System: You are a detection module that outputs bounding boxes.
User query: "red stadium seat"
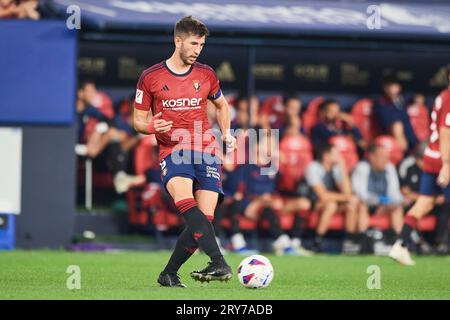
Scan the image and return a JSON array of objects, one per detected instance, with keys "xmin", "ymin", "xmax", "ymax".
[
  {"xmin": 280, "ymin": 215, "xmax": 295, "ymax": 231},
  {"xmin": 367, "ymin": 214, "xmax": 439, "ymax": 232},
  {"xmin": 220, "ymin": 217, "xmax": 257, "ymax": 231},
  {"xmin": 259, "ymin": 214, "xmax": 295, "ymax": 231},
  {"xmin": 374, "ymin": 135, "xmax": 404, "ymax": 166},
  {"xmin": 417, "ymin": 215, "xmax": 437, "ymax": 232},
  {"xmin": 302, "ymin": 96, "xmax": 324, "ymax": 136},
  {"xmin": 369, "ymin": 214, "xmax": 391, "ymax": 230},
  {"xmin": 260, "ymin": 95, "xmax": 285, "ymax": 128},
  {"xmin": 329, "ymin": 135, "xmax": 359, "ymax": 171},
  {"xmin": 92, "ymin": 172, "xmax": 114, "ymax": 188},
  {"xmin": 407, "ymin": 104, "xmax": 431, "ymax": 142},
  {"xmin": 153, "ymin": 209, "xmax": 182, "ymax": 231},
  {"xmin": 239, "ymin": 217, "xmax": 257, "ymax": 231},
  {"xmin": 134, "ymin": 135, "xmax": 159, "ymax": 176},
  {"xmin": 278, "ymin": 135, "xmax": 313, "ymax": 190},
  {"xmin": 350, "ymin": 98, "xmax": 381, "ymax": 141},
  {"xmin": 126, "ymin": 187, "xmax": 150, "ymax": 226}
]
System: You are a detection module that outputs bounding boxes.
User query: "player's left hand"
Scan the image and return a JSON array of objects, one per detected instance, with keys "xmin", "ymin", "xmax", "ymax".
[
  {"xmin": 222, "ymin": 133, "xmax": 236, "ymax": 152},
  {"xmin": 437, "ymin": 164, "xmax": 450, "ymax": 188}
]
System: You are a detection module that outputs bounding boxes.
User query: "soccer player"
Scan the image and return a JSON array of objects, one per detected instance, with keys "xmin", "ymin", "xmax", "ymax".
[
  {"xmin": 133, "ymin": 16, "xmax": 236, "ymax": 287},
  {"xmin": 389, "ymin": 66, "xmax": 450, "ymax": 265}
]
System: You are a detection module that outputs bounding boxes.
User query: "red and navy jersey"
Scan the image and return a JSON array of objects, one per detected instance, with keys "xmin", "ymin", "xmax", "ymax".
[
  {"xmin": 423, "ymin": 89, "xmax": 450, "ymax": 174},
  {"xmin": 134, "ymin": 61, "xmax": 222, "ymax": 162}
]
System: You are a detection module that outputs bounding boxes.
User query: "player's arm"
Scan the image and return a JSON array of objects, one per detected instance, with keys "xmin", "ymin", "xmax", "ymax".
[
  {"xmin": 133, "ymin": 73, "xmax": 172, "ymax": 135},
  {"xmin": 210, "ymin": 94, "xmax": 236, "ymax": 150},
  {"xmin": 334, "ymin": 150, "xmax": 352, "ymax": 196},
  {"xmin": 133, "ymin": 109, "xmax": 172, "ymax": 135},
  {"xmin": 391, "ymin": 122, "xmax": 408, "ymax": 152},
  {"xmin": 438, "ymin": 126, "xmax": 450, "ymax": 187},
  {"xmin": 312, "ymin": 184, "xmax": 350, "ymax": 203}
]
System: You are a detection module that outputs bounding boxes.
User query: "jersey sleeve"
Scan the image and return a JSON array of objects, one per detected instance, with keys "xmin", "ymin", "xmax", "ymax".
[
  {"xmin": 134, "ymin": 71, "xmax": 153, "ymax": 111},
  {"xmin": 305, "ymin": 162, "xmax": 323, "ymax": 187},
  {"xmin": 207, "ymin": 69, "xmax": 222, "ymax": 100},
  {"xmin": 438, "ymin": 93, "xmax": 450, "ymax": 128}
]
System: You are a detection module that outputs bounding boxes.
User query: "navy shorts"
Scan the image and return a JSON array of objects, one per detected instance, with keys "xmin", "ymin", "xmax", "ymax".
[
  {"xmin": 160, "ymin": 150, "xmax": 224, "ymax": 202},
  {"xmin": 419, "ymin": 171, "xmax": 450, "ymax": 201}
]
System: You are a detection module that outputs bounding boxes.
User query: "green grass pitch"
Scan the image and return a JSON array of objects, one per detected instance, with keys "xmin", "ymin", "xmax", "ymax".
[{"xmin": 0, "ymin": 250, "xmax": 449, "ymax": 299}]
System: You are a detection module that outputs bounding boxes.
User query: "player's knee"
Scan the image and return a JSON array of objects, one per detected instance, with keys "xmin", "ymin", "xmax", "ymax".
[
  {"xmin": 323, "ymin": 201, "xmax": 338, "ymax": 213},
  {"xmin": 297, "ymin": 198, "xmax": 311, "ymax": 211},
  {"xmin": 348, "ymin": 195, "xmax": 359, "ymax": 207}
]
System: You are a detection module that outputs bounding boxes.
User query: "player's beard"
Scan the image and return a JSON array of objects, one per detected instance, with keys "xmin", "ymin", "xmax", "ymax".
[{"xmin": 179, "ymin": 45, "xmax": 195, "ymax": 66}]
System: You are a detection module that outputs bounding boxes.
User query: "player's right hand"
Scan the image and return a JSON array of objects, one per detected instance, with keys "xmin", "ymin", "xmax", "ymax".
[
  {"xmin": 148, "ymin": 112, "xmax": 173, "ymax": 134},
  {"xmin": 437, "ymin": 164, "xmax": 450, "ymax": 188}
]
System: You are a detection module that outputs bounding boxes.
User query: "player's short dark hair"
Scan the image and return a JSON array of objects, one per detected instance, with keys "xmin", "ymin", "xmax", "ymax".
[
  {"xmin": 318, "ymin": 99, "xmax": 339, "ymax": 113},
  {"xmin": 283, "ymin": 92, "xmax": 300, "ymax": 106},
  {"xmin": 367, "ymin": 143, "xmax": 383, "ymax": 155},
  {"xmin": 78, "ymin": 79, "xmax": 96, "ymax": 90},
  {"xmin": 382, "ymin": 75, "xmax": 400, "ymax": 86},
  {"xmin": 234, "ymin": 94, "xmax": 249, "ymax": 111},
  {"xmin": 314, "ymin": 143, "xmax": 333, "ymax": 161},
  {"xmin": 174, "ymin": 16, "xmax": 209, "ymax": 38}
]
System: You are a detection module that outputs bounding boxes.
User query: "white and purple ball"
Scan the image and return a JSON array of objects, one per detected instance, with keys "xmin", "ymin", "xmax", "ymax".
[{"xmin": 237, "ymin": 255, "xmax": 274, "ymax": 289}]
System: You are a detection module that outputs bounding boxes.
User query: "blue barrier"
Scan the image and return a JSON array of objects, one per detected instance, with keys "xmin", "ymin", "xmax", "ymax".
[
  {"xmin": 0, "ymin": 214, "xmax": 15, "ymax": 250},
  {"xmin": 0, "ymin": 20, "xmax": 77, "ymax": 125}
]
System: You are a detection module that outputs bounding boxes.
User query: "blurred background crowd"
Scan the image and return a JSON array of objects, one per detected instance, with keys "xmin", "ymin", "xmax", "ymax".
[
  {"xmin": 1, "ymin": 0, "xmax": 449, "ymax": 254},
  {"xmin": 73, "ymin": 73, "xmax": 449, "ymax": 256},
  {"xmin": 0, "ymin": 0, "xmax": 40, "ymax": 19}
]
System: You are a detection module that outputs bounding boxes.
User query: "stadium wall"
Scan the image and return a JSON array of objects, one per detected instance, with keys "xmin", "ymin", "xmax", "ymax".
[{"xmin": 0, "ymin": 20, "xmax": 77, "ymax": 248}]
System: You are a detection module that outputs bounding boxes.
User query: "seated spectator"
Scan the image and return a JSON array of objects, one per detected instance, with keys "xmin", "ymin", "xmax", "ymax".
[
  {"xmin": 110, "ymin": 95, "xmax": 146, "ymax": 193},
  {"xmin": 213, "ymin": 100, "xmax": 259, "ymax": 254},
  {"xmin": 240, "ymin": 137, "xmax": 309, "ymax": 256},
  {"xmin": 310, "ymin": 99, "xmax": 364, "ymax": 152},
  {"xmin": 280, "ymin": 94, "xmax": 304, "ymax": 138},
  {"xmin": 76, "ymin": 88, "xmax": 141, "ymax": 194},
  {"xmin": 399, "ymin": 143, "xmax": 449, "ymax": 254},
  {"xmin": 213, "ymin": 162, "xmax": 258, "ymax": 255},
  {"xmin": 352, "ymin": 144, "xmax": 404, "ymax": 249},
  {"xmin": 258, "ymin": 95, "xmax": 285, "ymax": 130},
  {"xmin": 277, "ymin": 107, "xmax": 313, "ymax": 254},
  {"xmin": 305, "ymin": 143, "xmax": 360, "ymax": 252},
  {"xmin": 374, "ymin": 75, "xmax": 418, "ymax": 153},
  {"xmin": 76, "ymin": 80, "xmax": 115, "ymax": 145},
  {"xmin": 230, "ymin": 94, "xmax": 259, "ymax": 130},
  {"xmin": 408, "ymin": 93, "xmax": 426, "ymax": 108},
  {"xmin": 0, "ymin": 0, "xmax": 39, "ymax": 19}
]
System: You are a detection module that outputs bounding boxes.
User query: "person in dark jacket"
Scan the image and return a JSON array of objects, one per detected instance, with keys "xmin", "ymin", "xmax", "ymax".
[
  {"xmin": 311, "ymin": 99, "xmax": 364, "ymax": 152},
  {"xmin": 374, "ymin": 76, "xmax": 418, "ymax": 153}
]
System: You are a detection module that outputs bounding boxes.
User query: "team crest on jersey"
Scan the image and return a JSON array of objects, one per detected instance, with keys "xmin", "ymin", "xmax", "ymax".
[{"xmin": 193, "ymin": 80, "xmax": 201, "ymax": 91}]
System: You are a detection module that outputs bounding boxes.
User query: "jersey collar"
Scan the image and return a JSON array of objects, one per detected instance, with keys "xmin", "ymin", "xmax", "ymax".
[{"xmin": 163, "ymin": 60, "xmax": 194, "ymax": 77}]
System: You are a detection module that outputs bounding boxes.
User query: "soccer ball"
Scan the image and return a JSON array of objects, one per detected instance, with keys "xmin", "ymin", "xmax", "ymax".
[{"xmin": 237, "ymin": 255, "xmax": 274, "ymax": 289}]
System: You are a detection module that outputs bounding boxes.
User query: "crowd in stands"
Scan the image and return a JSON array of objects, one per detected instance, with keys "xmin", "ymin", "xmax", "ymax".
[
  {"xmin": 0, "ymin": 0, "xmax": 40, "ymax": 19},
  {"xmin": 75, "ymin": 75, "xmax": 449, "ymax": 256}
]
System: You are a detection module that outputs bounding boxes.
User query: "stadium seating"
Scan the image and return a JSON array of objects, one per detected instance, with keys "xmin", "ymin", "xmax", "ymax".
[
  {"xmin": 134, "ymin": 135, "xmax": 159, "ymax": 176},
  {"xmin": 302, "ymin": 96, "xmax": 324, "ymax": 135},
  {"xmin": 375, "ymin": 135, "xmax": 404, "ymax": 166},
  {"xmin": 278, "ymin": 135, "xmax": 313, "ymax": 190},
  {"xmin": 407, "ymin": 104, "xmax": 431, "ymax": 142},
  {"xmin": 152, "ymin": 209, "xmax": 182, "ymax": 231},
  {"xmin": 126, "ymin": 186, "xmax": 150, "ymax": 226},
  {"xmin": 350, "ymin": 98, "xmax": 382, "ymax": 142},
  {"xmin": 329, "ymin": 135, "xmax": 359, "ymax": 171}
]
